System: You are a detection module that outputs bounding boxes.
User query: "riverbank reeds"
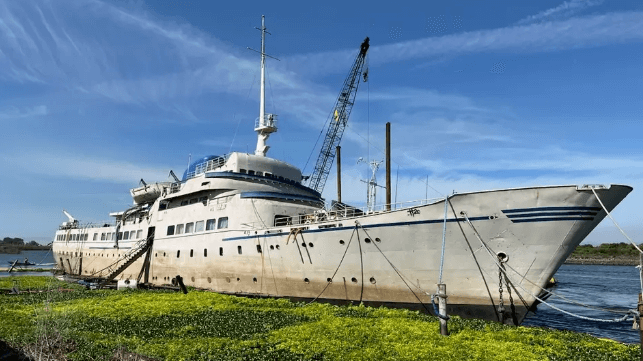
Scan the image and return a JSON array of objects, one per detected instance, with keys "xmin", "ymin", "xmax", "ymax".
[{"xmin": 0, "ymin": 277, "xmax": 638, "ymax": 360}]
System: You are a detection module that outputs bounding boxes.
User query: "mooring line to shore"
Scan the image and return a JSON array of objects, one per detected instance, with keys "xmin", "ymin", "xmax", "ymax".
[{"xmin": 462, "ymin": 212, "xmax": 638, "ymax": 324}]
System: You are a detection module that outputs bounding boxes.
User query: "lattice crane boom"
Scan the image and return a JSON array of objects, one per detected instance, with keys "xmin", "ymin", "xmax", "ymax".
[{"xmin": 307, "ymin": 37, "xmax": 369, "ymax": 193}]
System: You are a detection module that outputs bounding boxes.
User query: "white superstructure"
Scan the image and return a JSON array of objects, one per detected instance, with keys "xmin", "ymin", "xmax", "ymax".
[{"xmin": 51, "ymin": 18, "xmax": 633, "ymax": 324}]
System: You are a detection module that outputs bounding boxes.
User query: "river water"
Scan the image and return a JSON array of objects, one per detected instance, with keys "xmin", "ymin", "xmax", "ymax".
[
  {"xmin": 522, "ymin": 264, "xmax": 640, "ymax": 344},
  {"xmin": 1, "ymin": 251, "xmax": 640, "ymax": 343}
]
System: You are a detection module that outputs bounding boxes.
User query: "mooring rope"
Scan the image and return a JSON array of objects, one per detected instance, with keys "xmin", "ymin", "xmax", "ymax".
[
  {"xmin": 306, "ymin": 226, "xmax": 357, "ymax": 305},
  {"xmin": 438, "ymin": 195, "xmax": 449, "ymax": 284},
  {"xmin": 461, "ymin": 212, "xmax": 638, "ymax": 323},
  {"xmin": 447, "ymin": 198, "xmax": 501, "ymax": 322},
  {"xmin": 355, "ymin": 222, "xmax": 433, "ymax": 315},
  {"xmin": 591, "ymin": 187, "xmax": 642, "ymax": 254}
]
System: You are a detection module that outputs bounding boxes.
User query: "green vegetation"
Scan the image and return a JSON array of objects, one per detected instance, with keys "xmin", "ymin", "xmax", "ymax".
[
  {"xmin": 572, "ymin": 243, "xmax": 642, "ymax": 257},
  {"xmin": 0, "ymin": 237, "xmax": 50, "ymax": 253},
  {"xmin": 1, "ymin": 276, "xmax": 639, "ymax": 360}
]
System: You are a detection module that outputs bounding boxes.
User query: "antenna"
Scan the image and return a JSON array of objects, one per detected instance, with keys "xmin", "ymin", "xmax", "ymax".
[
  {"xmin": 248, "ymin": 15, "xmax": 280, "ymax": 157},
  {"xmin": 358, "ymin": 158, "xmax": 384, "ymax": 212}
]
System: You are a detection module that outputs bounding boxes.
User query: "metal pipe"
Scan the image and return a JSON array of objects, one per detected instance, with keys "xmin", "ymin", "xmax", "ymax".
[
  {"xmin": 438, "ymin": 283, "xmax": 449, "ymax": 336},
  {"xmin": 386, "ymin": 122, "xmax": 391, "ymax": 211},
  {"xmin": 336, "ymin": 145, "xmax": 342, "ymax": 203}
]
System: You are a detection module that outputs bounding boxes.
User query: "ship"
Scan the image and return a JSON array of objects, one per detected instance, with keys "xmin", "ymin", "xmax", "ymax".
[{"xmin": 52, "ymin": 17, "xmax": 632, "ymax": 324}]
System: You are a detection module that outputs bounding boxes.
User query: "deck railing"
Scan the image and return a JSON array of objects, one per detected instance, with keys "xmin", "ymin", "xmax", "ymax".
[
  {"xmin": 247, "ymin": 197, "xmax": 444, "ymax": 229},
  {"xmin": 171, "ymin": 154, "xmax": 231, "ymax": 195}
]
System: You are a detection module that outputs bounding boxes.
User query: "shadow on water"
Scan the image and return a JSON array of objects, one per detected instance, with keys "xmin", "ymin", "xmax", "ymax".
[{"xmin": 523, "ymin": 264, "xmax": 640, "ymax": 343}]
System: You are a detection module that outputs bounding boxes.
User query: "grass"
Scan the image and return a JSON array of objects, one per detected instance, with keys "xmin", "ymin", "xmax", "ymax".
[{"xmin": 0, "ymin": 276, "xmax": 639, "ymax": 360}]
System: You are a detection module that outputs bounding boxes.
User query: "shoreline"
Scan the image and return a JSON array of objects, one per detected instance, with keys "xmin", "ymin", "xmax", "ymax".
[{"xmin": 564, "ymin": 256, "xmax": 639, "ymax": 266}]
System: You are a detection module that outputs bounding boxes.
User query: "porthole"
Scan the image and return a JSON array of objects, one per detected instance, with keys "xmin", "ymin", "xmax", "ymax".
[
  {"xmin": 375, "ymin": 238, "xmax": 381, "ymax": 243},
  {"xmin": 370, "ymin": 277, "xmax": 376, "ymax": 284},
  {"xmin": 308, "ymin": 242, "xmax": 314, "ymax": 247},
  {"xmin": 339, "ymin": 240, "xmax": 345, "ymax": 245},
  {"xmin": 304, "ymin": 278, "xmax": 310, "ymax": 284},
  {"xmin": 270, "ymin": 245, "xmax": 274, "ymax": 250},
  {"xmin": 275, "ymin": 245, "xmax": 280, "ymax": 250},
  {"xmin": 207, "ymin": 277, "xmax": 212, "ymax": 283},
  {"xmin": 236, "ymin": 278, "xmax": 240, "ymax": 282},
  {"xmin": 226, "ymin": 277, "xmax": 231, "ymax": 283},
  {"xmin": 253, "ymin": 277, "xmax": 257, "ymax": 283},
  {"xmin": 364, "ymin": 238, "xmax": 371, "ymax": 243},
  {"xmin": 191, "ymin": 276, "xmax": 195, "ymax": 282},
  {"xmin": 351, "ymin": 277, "xmax": 358, "ymax": 283},
  {"xmin": 326, "ymin": 278, "xmax": 332, "ymax": 283}
]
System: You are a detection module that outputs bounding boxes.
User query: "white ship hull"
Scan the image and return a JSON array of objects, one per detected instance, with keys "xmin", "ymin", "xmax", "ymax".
[{"xmin": 52, "ymin": 183, "xmax": 631, "ymax": 324}]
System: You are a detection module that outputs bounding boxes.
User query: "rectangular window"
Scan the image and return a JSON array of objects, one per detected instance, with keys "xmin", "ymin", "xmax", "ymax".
[
  {"xmin": 256, "ymin": 245, "xmax": 262, "ymax": 253},
  {"xmin": 190, "ymin": 249, "xmax": 193, "ymax": 257},
  {"xmin": 85, "ymin": 234, "xmax": 89, "ymax": 241},
  {"xmin": 123, "ymin": 231, "xmax": 129, "ymax": 240},
  {"xmin": 185, "ymin": 222, "xmax": 194, "ymax": 233},
  {"xmin": 248, "ymin": 170, "xmax": 255, "ymax": 175},
  {"xmin": 101, "ymin": 233, "xmax": 106, "ymax": 241},
  {"xmin": 218, "ymin": 217, "xmax": 228, "ymax": 229},
  {"xmin": 274, "ymin": 215, "xmax": 292, "ymax": 226},
  {"xmin": 189, "ymin": 198, "xmax": 198, "ymax": 204},
  {"xmin": 240, "ymin": 169, "xmax": 247, "ymax": 174},
  {"xmin": 206, "ymin": 219, "xmax": 216, "ymax": 230},
  {"xmin": 204, "ymin": 249, "xmax": 207, "ymax": 257},
  {"xmin": 195, "ymin": 220, "xmax": 204, "ymax": 232},
  {"xmin": 107, "ymin": 232, "xmax": 112, "ymax": 241},
  {"xmin": 219, "ymin": 247, "xmax": 223, "ymax": 256},
  {"xmin": 177, "ymin": 250, "xmax": 180, "ymax": 258},
  {"xmin": 199, "ymin": 196, "xmax": 207, "ymax": 203},
  {"xmin": 256, "ymin": 171, "xmax": 263, "ymax": 176},
  {"xmin": 167, "ymin": 225, "xmax": 175, "ymax": 236},
  {"xmin": 237, "ymin": 245, "xmax": 242, "ymax": 254},
  {"xmin": 159, "ymin": 202, "xmax": 168, "ymax": 210},
  {"xmin": 176, "ymin": 224, "xmax": 184, "ymax": 234},
  {"xmin": 181, "ymin": 200, "xmax": 188, "ymax": 206},
  {"xmin": 137, "ymin": 230, "xmax": 142, "ymax": 239},
  {"xmin": 112, "ymin": 233, "xmax": 116, "ymax": 241},
  {"xmin": 117, "ymin": 232, "xmax": 123, "ymax": 240}
]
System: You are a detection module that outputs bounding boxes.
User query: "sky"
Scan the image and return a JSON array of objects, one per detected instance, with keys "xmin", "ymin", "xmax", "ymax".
[{"xmin": 1, "ymin": 0, "xmax": 642, "ymax": 245}]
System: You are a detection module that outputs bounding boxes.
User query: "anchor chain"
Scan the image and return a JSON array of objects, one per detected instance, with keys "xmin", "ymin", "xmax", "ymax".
[
  {"xmin": 498, "ymin": 261, "xmax": 505, "ymax": 323},
  {"xmin": 500, "ymin": 260, "xmax": 519, "ymax": 325}
]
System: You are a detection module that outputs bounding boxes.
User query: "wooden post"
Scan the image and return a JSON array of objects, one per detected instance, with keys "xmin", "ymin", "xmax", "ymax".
[
  {"xmin": 385, "ymin": 122, "xmax": 391, "ymax": 211},
  {"xmin": 336, "ymin": 146, "xmax": 342, "ymax": 203},
  {"xmin": 438, "ymin": 283, "xmax": 449, "ymax": 336}
]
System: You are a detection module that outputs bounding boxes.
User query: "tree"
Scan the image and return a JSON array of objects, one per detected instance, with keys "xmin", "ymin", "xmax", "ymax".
[{"xmin": 1, "ymin": 237, "xmax": 24, "ymax": 245}]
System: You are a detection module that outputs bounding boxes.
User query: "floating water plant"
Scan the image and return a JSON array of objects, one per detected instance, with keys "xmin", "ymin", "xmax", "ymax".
[{"xmin": 0, "ymin": 277, "xmax": 638, "ymax": 360}]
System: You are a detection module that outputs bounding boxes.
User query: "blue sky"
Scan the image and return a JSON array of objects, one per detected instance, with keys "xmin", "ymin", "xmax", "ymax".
[{"xmin": 1, "ymin": 0, "xmax": 642, "ymax": 245}]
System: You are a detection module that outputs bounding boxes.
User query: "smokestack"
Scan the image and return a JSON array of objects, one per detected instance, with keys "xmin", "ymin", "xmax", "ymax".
[
  {"xmin": 386, "ymin": 122, "xmax": 391, "ymax": 211},
  {"xmin": 336, "ymin": 145, "xmax": 342, "ymax": 203}
]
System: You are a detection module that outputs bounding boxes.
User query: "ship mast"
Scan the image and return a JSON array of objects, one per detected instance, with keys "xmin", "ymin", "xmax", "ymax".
[{"xmin": 250, "ymin": 15, "xmax": 278, "ymax": 157}]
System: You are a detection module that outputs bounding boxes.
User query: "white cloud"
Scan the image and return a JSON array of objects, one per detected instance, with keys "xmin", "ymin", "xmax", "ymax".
[
  {"xmin": 3, "ymin": 152, "xmax": 171, "ymax": 185},
  {"xmin": 290, "ymin": 11, "xmax": 643, "ymax": 76},
  {"xmin": 0, "ymin": 105, "xmax": 47, "ymax": 120},
  {"xmin": 517, "ymin": 0, "xmax": 605, "ymax": 25}
]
